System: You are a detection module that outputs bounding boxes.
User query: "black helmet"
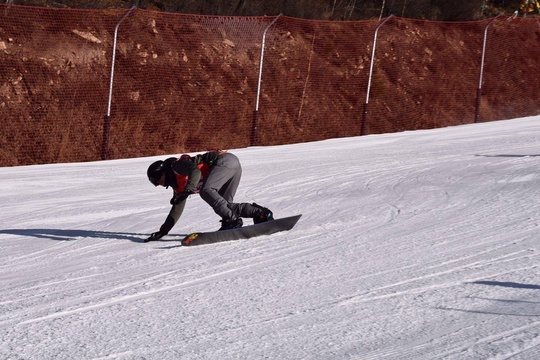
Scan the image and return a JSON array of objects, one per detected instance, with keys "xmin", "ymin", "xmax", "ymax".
[{"xmin": 147, "ymin": 160, "xmax": 164, "ymax": 186}]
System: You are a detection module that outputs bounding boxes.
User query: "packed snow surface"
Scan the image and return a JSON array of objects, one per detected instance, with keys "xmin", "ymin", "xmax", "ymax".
[{"xmin": 1, "ymin": 117, "xmax": 540, "ymax": 359}]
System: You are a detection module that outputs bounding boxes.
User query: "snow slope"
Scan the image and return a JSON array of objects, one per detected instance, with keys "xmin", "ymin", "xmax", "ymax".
[{"xmin": 1, "ymin": 117, "xmax": 540, "ymax": 359}]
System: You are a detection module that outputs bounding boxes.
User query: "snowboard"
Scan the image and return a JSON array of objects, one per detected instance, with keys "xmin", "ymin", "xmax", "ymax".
[{"xmin": 181, "ymin": 214, "xmax": 302, "ymax": 246}]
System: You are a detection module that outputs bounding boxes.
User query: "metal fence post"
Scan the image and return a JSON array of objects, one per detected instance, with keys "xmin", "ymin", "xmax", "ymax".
[
  {"xmin": 361, "ymin": 15, "xmax": 393, "ymax": 136},
  {"xmin": 475, "ymin": 15, "xmax": 505, "ymax": 123},
  {"xmin": 102, "ymin": 5, "xmax": 136, "ymax": 160},
  {"xmin": 251, "ymin": 14, "xmax": 281, "ymax": 147}
]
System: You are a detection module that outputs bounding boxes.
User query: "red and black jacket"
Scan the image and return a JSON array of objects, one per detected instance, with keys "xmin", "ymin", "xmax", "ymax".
[{"xmin": 164, "ymin": 150, "xmax": 223, "ymax": 193}]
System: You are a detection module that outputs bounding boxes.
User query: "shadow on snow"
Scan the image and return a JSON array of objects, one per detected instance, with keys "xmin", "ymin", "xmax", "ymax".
[
  {"xmin": 0, "ymin": 228, "xmax": 187, "ymax": 243},
  {"xmin": 471, "ymin": 280, "xmax": 540, "ymax": 290}
]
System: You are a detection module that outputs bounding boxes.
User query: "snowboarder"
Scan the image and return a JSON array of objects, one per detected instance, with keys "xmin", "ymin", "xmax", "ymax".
[{"xmin": 145, "ymin": 150, "xmax": 273, "ymax": 242}]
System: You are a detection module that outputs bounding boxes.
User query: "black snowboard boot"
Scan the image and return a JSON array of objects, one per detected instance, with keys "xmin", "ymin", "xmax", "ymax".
[
  {"xmin": 219, "ymin": 217, "xmax": 243, "ymax": 231},
  {"xmin": 252, "ymin": 203, "xmax": 274, "ymax": 224}
]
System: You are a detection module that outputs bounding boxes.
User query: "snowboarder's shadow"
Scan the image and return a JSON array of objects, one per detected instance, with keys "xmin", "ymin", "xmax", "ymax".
[{"xmin": 0, "ymin": 228, "xmax": 153, "ymax": 243}]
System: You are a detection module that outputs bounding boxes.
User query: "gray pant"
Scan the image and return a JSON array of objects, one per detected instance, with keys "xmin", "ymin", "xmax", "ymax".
[{"xmin": 199, "ymin": 153, "xmax": 263, "ymax": 221}]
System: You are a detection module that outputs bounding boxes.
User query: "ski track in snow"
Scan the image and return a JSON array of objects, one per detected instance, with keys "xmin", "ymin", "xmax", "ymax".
[{"xmin": 1, "ymin": 117, "xmax": 540, "ymax": 359}]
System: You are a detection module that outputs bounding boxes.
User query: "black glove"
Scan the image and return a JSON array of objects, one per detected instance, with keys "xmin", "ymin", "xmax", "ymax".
[
  {"xmin": 170, "ymin": 191, "xmax": 190, "ymax": 205},
  {"xmin": 145, "ymin": 231, "xmax": 164, "ymax": 243}
]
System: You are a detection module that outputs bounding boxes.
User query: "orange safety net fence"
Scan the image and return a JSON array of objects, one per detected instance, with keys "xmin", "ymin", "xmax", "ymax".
[{"xmin": 0, "ymin": 4, "xmax": 539, "ymax": 166}]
